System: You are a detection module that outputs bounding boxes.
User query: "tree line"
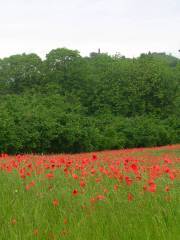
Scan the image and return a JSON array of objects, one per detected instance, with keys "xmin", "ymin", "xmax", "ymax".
[{"xmin": 0, "ymin": 48, "xmax": 179, "ymax": 153}]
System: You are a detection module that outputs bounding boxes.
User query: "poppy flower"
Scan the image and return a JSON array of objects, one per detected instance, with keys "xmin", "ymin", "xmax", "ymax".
[
  {"xmin": 148, "ymin": 183, "xmax": 156, "ymax": 192},
  {"xmin": 114, "ymin": 184, "xmax": 118, "ymax": 191},
  {"xmin": 46, "ymin": 172, "xmax": 54, "ymax": 179},
  {"xmin": 11, "ymin": 218, "xmax": 17, "ymax": 225},
  {"xmin": 25, "ymin": 181, "xmax": 35, "ymax": 191},
  {"xmin": 80, "ymin": 181, "xmax": 86, "ymax": 188},
  {"xmin": 128, "ymin": 193, "xmax": 134, "ymax": 201},
  {"xmin": 165, "ymin": 186, "xmax": 170, "ymax": 192},
  {"xmin": 131, "ymin": 164, "xmax": 138, "ymax": 173},
  {"xmin": 97, "ymin": 195, "xmax": 105, "ymax": 200},
  {"xmin": 125, "ymin": 176, "xmax": 133, "ymax": 186},
  {"xmin": 169, "ymin": 173, "xmax": 175, "ymax": 181},
  {"xmin": 72, "ymin": 173, "xmax": 78, "ymax": 179},
  {"xmin": 53, "ymin": 199, "xmax": 59, "ymax": 206},
  {"xmin": 72, "ymin": 189, "xmax": 78, "ymax": 195},
  {"xmin": 64, "ymin": 218, "xmax": 68, "ymax": 224},
  {"xmin": 33, "ymin": 228, "xmax": 38, "ymax": 236}
]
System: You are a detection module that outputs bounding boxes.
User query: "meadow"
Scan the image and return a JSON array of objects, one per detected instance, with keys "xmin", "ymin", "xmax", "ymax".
[{"xmin": 0, "ymin": 144, "xmax": 180, "ymax": 240}]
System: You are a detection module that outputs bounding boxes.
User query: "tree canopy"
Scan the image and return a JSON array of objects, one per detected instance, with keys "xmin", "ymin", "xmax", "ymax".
[{"xmin": 0, "ymin": 48, "xmax": 179, "ymax": 153}]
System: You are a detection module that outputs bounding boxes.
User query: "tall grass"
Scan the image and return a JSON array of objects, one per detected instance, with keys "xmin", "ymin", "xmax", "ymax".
[{"xmin": 0, "ymin": 145, "xmax": 179, "ymax": 240}]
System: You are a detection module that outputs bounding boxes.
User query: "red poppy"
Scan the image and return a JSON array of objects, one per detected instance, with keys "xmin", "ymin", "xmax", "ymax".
[
  {"xmin": 104, "ymin": 188, "xmax": 108, "ymax": 194},
  {"xmin": 46, "ymin": 172, "xmax": 54, "ymax": 179},
  {"xmin": 25, "ymin": 181, "xmax": 35, "ymax": 190},
  {"xmin": 79, "ymin": 181, "xmax": 86, "ymax": 188},
  {"xmin": 72, "ymin": 173, "xmax": 78, "ymax": 179},
  {"xmin": 165, "ymin": 186, "xmax": 170, "ymax": 192},
  {"xmin": 72, "ymin": 189, "xmax": 78, "ymax": 195},
  {"xmin": 128, "ymin": 193, "xmax": 134, "ymax": 201},
  {"xmin": 131, "ymin": 164, "xmax": 138, "ymax": 173},
  {"xmin": 148, "ymin": 183, "xmax": 156, "ymax": 192},
  {"xmin": 125, "ymin": 176, "xmax": 133, "ymax": 186},
  {"xmin": 97, "ymin": 195, "xmax": 105, "ymax": 200},
  {"xmin": 114, "ymin": 184, "xmax": 118, "ymax": 191},
  {"xmin": 64, "ymin": 218, "xmax": 68, "ymax": 224},
  {"xmin": 53, "ymin": 199, "xmax": 59, "ymax": 206},
  {"xmin": 169, "ymin": 172, "xmax": 175, "ymax": 181},
  {"xmin": 33, "ymin": 228, "xmax": 38, "ymax": 236}
]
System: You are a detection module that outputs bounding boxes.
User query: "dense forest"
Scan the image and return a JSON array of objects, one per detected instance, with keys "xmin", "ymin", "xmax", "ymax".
[{"xmin": 0, "ymin": 48, "xmax": 179, "ymax": 154}]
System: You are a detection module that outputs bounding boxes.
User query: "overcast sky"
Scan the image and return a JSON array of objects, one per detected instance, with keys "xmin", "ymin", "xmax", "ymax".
[{"xmin": 0, "ymin": 0, "xmax": 180, "ymax": 59}]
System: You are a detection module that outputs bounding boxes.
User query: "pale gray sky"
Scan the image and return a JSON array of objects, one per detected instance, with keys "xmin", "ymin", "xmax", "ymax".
[{"xmin": 0, "ymin": 0, "xmax": 180, "ymax": 59}]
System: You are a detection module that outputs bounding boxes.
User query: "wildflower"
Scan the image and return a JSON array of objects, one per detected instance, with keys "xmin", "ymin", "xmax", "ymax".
[
  {"xmin": 130, "ymin": 164, "xmax": 138, "ymax": 173},
  {"xmin": 136, "ymin": 175, "xmax": 142, "ymax": 181},
  {"xmin": 33, "ymin": 228, "xmax": 38, "ymax": 236},
  {"xmin": 92, "ymin": 154, "xmax": 97, "ymax": 160},
  {"xmin": 165, "ymin": 186, "xmax": 170, "ymax": 192},
  {"xmin": 104, "ymin": 188, "xmax": 108, "ymax": 194},
  {"xmin": 148, "ymin": 183, "xmax": 156, "ymax": 192},
  {"xmin": 128, "ymin": 193, "xmax": 134, "ymax": 201},
  {"xmin": 72, "ymin": 189, "xmax": 78, "ymax": 195},
  {"xmin": 79, "ymin": 180, "xmax": 86, "ymax": 188},
  {"xmin": 169, "ymin": 172, "xmax": 175, "ymax": 181},
  {"xmin": 26, "ymin": 172, "xmax": 31, "ymax": 177},
  {"xmin": 64, "ymin": 218, "xmax": 68, "ymax": 224},
  {"xmin": 97, "ymin": 195, "xmax": 105, "ymax": 201},
  {"xmin": 25, "ymin": 181, "xmax": 35, "ymax": 191},
  {"xmin": 148, "ymin": 179, "xmax": 155, "ymax": 185},
  {"xmin": 164, "ymin": 167, "xmax": 170, "ymax": 173},
  {"xmin": 95, "ymin": 178, "xmax": 101, "ymax": 183},
  {"xmin": 91, "ymin": 168, "xmax": 96, "ymax": 174},
  {"xmin": 46, "ymin": 172, "xmax": 54, "ymax": 179},
  {"xmin": 114, "ymin": 184, "xmax": 118, "ymax": 191},
  {"xmin": 72, "ymin": 173, "xmax": 78, "ymax": 179},
  {"xmin": 125, "ymin": 176, "xmax": 133, "ymax": 186},
  {"xmin": 53, "ymin": 199, "xmax": 59, "ymax": 206},
  {"xmin": 164, "ymin": 157, "xmax": 172, "ymax": 164},
  {"xmin": 11, "ymin": 218, "xmax": 17, "ymax": 225}
]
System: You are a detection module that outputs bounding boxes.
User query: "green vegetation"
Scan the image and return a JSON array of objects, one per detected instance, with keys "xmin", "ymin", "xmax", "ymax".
[
  {"xmin": 0, "ymin": 49, "xmax": 179, "ymax": 153},
  {"xmin": 0, "ymin": 147, "xmax": 179, "ymax": 240}
]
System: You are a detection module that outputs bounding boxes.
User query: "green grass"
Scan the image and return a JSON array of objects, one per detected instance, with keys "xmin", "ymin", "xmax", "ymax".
[{"xmin": 0, "ymin": 147, "xmax": 179, "ymax": 240}]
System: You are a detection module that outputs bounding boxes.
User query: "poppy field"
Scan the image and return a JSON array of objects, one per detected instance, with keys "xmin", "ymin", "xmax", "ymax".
[{"xmin": 0, "ymin": 145, "xmax": 180, "ymax": 240}]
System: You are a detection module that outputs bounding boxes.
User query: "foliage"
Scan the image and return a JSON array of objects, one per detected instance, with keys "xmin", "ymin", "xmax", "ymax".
[{"xmin": 0, "ymin": 49, "xmax": 179, "ymax": 153}]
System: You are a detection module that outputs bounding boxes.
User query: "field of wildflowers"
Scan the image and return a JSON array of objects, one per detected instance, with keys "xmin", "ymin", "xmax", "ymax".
[{"xmin": 0, "ymin": 145, "xmax": 179, "ymax": 239}]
